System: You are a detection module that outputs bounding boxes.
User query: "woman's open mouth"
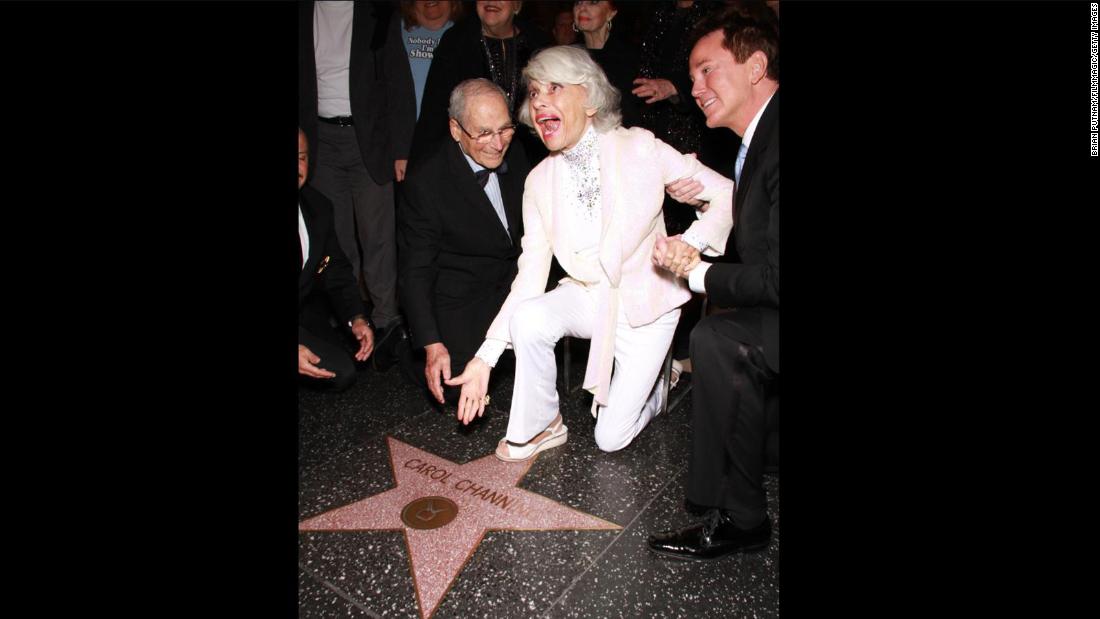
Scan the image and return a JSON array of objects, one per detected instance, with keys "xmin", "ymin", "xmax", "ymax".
[{"xmin": 536, "ymin": 114, "xmax": 562, "ymax": 140}]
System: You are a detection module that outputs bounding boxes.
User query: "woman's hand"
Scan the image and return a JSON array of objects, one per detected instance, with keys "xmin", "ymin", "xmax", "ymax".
[
  {"xmin": 444, "ymin": 357, "xmax": 492, "ymax": 425},
  {"xmin": 632, "ymin": 77, "xmax": 677, "ymax": 104}
]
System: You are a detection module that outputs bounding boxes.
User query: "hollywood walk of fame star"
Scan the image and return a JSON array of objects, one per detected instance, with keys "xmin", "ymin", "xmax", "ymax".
[{"xmin": 299, "ymin": 436, "xmax": 621, "ymax": 618}]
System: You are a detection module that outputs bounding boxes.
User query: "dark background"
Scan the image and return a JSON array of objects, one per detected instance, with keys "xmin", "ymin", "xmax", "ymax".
[{"xmin": 5, "ymin": 1, "xmax": 1086, "ymax": 615}]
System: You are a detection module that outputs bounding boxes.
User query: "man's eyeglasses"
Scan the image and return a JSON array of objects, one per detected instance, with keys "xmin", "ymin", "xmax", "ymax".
[{"xmin": 454, "ymin": 120, "xmax": 517, "ymax": 144}]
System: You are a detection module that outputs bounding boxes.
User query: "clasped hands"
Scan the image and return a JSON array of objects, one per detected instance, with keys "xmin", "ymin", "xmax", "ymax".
[
  {"xmin": 653, "ymin": 234, "xmax": 701, "ymax": 279},
  {"xmin": 655, "ymin": 175, "xmax": 706, "ymax": 278}
]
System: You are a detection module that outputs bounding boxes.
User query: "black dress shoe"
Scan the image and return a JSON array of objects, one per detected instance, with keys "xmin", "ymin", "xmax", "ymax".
[
  {"xmin": 371, "ymin": 321, "xmax": 408, "ymax": 372},
  {"xmin": 647, "ymin": 510, "xmax": 771, "ymax": 561}
]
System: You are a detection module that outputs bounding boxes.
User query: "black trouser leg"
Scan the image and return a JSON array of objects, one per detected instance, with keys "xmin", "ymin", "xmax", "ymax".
[
  {"xmin": 299, "ymin": 295, "xmax": 357, "ymax": 392},
  {"xmin": 686, "ymin": 313, "xmax": 776, "ymax": 529}
]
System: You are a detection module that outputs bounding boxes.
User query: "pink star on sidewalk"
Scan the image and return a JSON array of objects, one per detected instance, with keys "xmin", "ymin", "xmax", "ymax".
[{"xmin": 299, "ymin": 436, "xmax": 621, "ymax": 618}]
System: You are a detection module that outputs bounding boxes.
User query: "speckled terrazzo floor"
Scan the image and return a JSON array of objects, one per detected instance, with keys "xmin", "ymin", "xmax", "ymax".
[{"xmin": 299, "ymin": 344, "xmax": 780, "ymax": 618}]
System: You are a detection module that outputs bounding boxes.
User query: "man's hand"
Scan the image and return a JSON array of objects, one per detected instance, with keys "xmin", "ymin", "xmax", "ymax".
[
  {"xmin": 394, "ymin": 159, "xmax": 408, "ymax": 182},
  {"xmin": 444, "ymin": 357, "xmax": 492, "ymax": 425},
  {"xmin": 299, "ymin": 344, "xmax": 337, "ymax": 379},
  {"xmin": 632, "ymin": 77, "xmax": 678, "ymax": 104},
  {"xmin": 653, "ymin": 234, "xmax": 670, "ymax": 268},
  {"xmin": 652, "ymin": 234, "xmax": 701, "ymax": 279},
  {"xmin": 350, "ymin": 318, "xmax": 374, "ymax": 361},
  {"xmin": 424, "ymin": 342, "xmax": 452, "ymax": 404},
  {"xmin": 665, "ymin": 176, "xmax": 707, "ymax": 210}
]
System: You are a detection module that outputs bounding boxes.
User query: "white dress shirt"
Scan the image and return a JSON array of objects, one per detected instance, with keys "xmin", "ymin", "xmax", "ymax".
[
  {"xmin": 461, "ymin": 152, "xmax": 510, "ymax": 236},
  {"xmin": 465, "ymin": 147, "xmax": 518, "ymax": 368},
  {"xmin": 298, "ymin": 203, "xmax": 310, "ymax": 270}
]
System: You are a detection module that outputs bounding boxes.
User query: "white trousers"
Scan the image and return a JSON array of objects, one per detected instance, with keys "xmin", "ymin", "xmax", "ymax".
[{"xmin": 506, "ymin": 281, "xmax": 680, "ymax": 452}]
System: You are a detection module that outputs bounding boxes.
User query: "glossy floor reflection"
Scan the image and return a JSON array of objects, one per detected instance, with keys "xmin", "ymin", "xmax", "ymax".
[{"xmin": 299, "ymin": 346, "xmax": 779, "ymax": 618}]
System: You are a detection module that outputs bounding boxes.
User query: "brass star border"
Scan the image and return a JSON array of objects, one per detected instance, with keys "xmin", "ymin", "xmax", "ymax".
[{"xmin": 300, "ymin": 436, "xmax": 622, "ymax": 618}]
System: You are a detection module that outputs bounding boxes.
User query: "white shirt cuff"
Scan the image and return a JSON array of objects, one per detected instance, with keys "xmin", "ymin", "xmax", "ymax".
[
  {"xmin": 681, "ymin": 229, "xmax": 709, "ymax": 253},
  {"xmin": 687, "ymin": 262, "xmax": 712, "ymax": 294},
  {"xmin": 474, "ymin": 338, "xmax": 508, "ymax": 368}
]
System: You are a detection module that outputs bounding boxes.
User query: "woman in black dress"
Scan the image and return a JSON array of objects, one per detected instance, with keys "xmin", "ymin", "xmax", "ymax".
[{"xmin": 572, "ymin": 1, "xmax": 640, "ymax": 128}]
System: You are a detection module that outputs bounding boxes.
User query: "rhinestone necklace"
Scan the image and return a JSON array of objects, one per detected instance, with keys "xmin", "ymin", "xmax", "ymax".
[
  {"xmin": 480, "ymin": 31, "xmax": 518, "ymax": 107},
  {"xmin": 562, "ymin": 125, "xmax": 601, "ymax": 223}
]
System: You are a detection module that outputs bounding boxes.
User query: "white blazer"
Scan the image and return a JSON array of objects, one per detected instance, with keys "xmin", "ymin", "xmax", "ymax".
[{"xmin": 486, "ymin": 126, "xmax": 734, "ymax": 406}]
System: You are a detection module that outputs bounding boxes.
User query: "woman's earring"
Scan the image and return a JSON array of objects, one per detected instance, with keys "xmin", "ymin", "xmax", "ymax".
[
  {"xmin": 607, "ymin": 19, "xmax": 612, "ymax": 32},
  {"xmin": 573, "ymin": 22, "xmax": 580, "ymax": 33}
]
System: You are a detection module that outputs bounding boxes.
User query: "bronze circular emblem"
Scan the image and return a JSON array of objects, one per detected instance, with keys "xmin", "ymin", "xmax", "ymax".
[{"xmin": 401, "ymin": 496, "xmax": 459, "ymax": 530}]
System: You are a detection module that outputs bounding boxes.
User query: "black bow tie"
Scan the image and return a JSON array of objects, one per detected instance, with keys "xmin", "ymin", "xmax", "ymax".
[{"xmin": 474, "ymin": 161, "xmax": 509, "ymax": 188}]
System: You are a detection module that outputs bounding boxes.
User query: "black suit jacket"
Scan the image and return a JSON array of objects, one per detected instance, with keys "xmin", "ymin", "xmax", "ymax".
[
  {"xmin": 398, "ymin": 139, "xmax": 529, "ymax": 371},
  {"xmin": 299, "ymin": 185, "xmax": 366, "ymax": 340},
  {"xmin": 299, "ymin": 0, "xmax": 394, "ymax": 184},
  {"xmin": 381, "ymin": 11, "xmax": 418, "ymax": 162},
  {"xmin": 704, "ymin": 91, "xmax": 779, "ymax": 372}
]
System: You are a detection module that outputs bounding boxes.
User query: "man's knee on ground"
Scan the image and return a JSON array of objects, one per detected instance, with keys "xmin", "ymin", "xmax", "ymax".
[
  {"xmin": 331, "ymin": 368, "xmax": 357, "ymax": 392},
  {"xmin": 300, "ymin": 367, "xmax": 356, "ymax": 392}
]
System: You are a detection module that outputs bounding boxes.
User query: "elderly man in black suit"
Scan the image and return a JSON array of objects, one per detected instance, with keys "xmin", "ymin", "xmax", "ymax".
[
  {"xmin": 299, "ymin": 129, "xmax": 374, "ymax": 391},
  {"xmin": 648, "ymin": 4, "xmax": 780, "ymax": 561},
  {"xmin": 398, "ymin": 78, "xmax": 529, "ymax": 405}
]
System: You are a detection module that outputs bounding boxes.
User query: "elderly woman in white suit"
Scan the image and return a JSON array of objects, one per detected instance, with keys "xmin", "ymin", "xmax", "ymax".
[{"xmin": 447, "ymin": 45, "xmax": 733, "ymax": 461}]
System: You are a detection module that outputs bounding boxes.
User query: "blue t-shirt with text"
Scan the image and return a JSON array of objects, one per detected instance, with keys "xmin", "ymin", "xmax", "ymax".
[{"xmin": 402, "ymin": 20, "xmax": 453, "ymax": 118}]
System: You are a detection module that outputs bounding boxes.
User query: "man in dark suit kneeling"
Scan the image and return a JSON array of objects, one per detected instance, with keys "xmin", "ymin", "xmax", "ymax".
[
  {"xmin": 649, "ymin": 4, "xmax": 780, "ymax": 561},
  {"xmin": 299, "ymin": 128, "xmax": 374, "ymax": 391},
  {"xmin": 398, "ymin": 79, "xmax": 529, "ymax": 405}
]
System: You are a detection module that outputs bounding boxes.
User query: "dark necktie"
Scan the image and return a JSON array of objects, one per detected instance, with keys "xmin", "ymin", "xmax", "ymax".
[{"xmin": 474, "ymin": 161, "xmax": 509, "ymax": 188}]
